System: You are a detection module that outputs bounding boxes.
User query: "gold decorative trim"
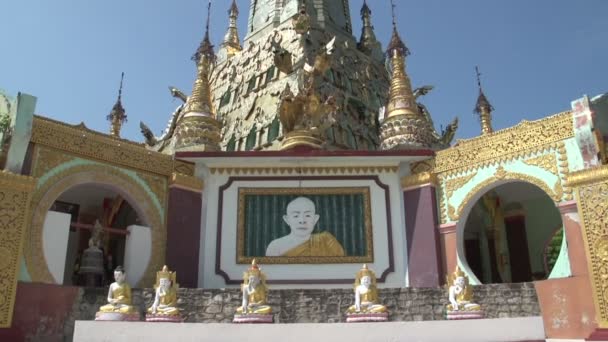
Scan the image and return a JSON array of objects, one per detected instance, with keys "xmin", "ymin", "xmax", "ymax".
[
  {"xmin": 557, "ymin": 143, "xmax": 573, "ymax": 201},
  {"xmin": 401, "ymin": 172, "xmax": 437, "ymax": 189},
  {"xmin": 444, "ymin": 173, "xmax": 476, "ymax": 199},
  {"xmin": 137, "ymin": 172, "xmax": 168, "ymax": 206},
  {"xmin": 522, "ymin": 153, "xmax": 558, "ymax": 175},
  {"xmin": 174, "ymin": 160, "xmax": 195, "ymax": 176},
  {"xmin": 0, "ymin": 171, "xmax": 36, "ymax": 192},
  {"xmin": 573, "ymin": 179, "xmax": 608, "ymax": 327},
  {"xmin": 31, "ymin": 116, "xmax": 175, "ymax": 176},
  {"xmin": 210, "ymin": 166, "xmax": 398, "ymax": 175},
  {"xmin": 410, "ymin": 160, "xmax": 435, "ymax": 174},
  {"xmin": 32, "ymin": 146, "xmax": 75, "ymax": 178},
  {"xmin": 170, "ymin": 172, "xmax": 204, "ymax": 192},
  {"xmin": 0, "ymin": 172, "xmax": 35, "ymax": 327},
  {"xmin": 566, "ymin": 165, "xmax": 608, "ymax": 188},
  {"xmin": 437, "ymin": 177, "xmax": 448, "ymax": 224},
  {"xmin": 435, "ymin": 111, "xmax": 573, "ymax": 174},
  {"xmin": 25, "ymin": 164, "xmax": 165, "ymax": 287},
  {"xmin": 236, "ymin": 187, "xmax": 374, "ymax": 264},
  {"xmin": 450, "ymin": 166, "xmax": 561, "ymax": 221}
]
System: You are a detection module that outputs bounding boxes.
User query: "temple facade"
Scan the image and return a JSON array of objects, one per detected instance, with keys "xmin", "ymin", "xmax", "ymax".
[{"xmin": 1, "ymin": 0, "xmax": 608, "ymax": 341}]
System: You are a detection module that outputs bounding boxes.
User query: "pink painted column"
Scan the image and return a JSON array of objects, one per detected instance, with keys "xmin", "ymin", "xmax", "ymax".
[
  {"xmin": 438, "ymin": 223, "xmax": 457, "ymax": 284},
  {"xmin": 166, "ymin": 179, "xmax": 203, "ymax": 288},
  {"xmin": 558, "ymin": 201, "xmax": 590, "ymax": 277},
  {"xmin": 403, "ymin": 180, "xmax": 442, "ymax": 287}
]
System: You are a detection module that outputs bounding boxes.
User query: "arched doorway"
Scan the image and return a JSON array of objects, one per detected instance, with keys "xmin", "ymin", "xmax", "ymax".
[
  {"xmin": 47, "ymin": 184, "xmax": 140, "ymax": 286},
  {"xmin": 460, "ymin": 181, "xmax": 565, "ymax": 284},
  {"xmin": 25, "ymin": 164, "xmax": 165, "ymax": 287}
]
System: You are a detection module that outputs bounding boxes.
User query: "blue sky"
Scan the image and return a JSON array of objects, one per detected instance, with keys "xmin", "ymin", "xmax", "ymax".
[{"xmin": 1, "ymin": 0, "xmax": 606, "ymax": 142}]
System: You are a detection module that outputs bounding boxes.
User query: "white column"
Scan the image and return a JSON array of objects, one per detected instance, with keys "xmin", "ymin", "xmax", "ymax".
[
  {"xmin": 123, "ymin": 225, "xmax": 152, "ymax": 287},
  {"xmin": 42, "ymin": 211, "xmax": 71, "ymax": 284}
]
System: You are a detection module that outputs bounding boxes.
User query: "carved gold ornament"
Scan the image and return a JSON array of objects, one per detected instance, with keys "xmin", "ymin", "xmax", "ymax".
[
  {"xmin": 25, "ymin": 164, "xmax": 165, "ymax": 287},
  {"xmin": 31, "ymin": 116, "xmax": 183, "ymax": 176},
  {"xmin": 435, "ymin": 111, "xmax": 573, "ymax": 174},
  {"xmin": 170, "ymin": 172, "xmax": 204, "ymax": 192},
  {"xmin": 0, "ymin": 172, "xmax": 35, "ymax": 327},
  {"xmin": 444, "ymin": 173, "xmax": 476, "ymax": 199},
  {"xmin": 522, "ymin": 153, "xmax": 558, "ymax": 175},
  {"xmin": 571, "ymin": 167, "xmax": 608, "ymax": 327},
  {"xmin": 210, "ymin": 166, "xmax": 398, "ymax": 175},
  {"xmin": 401, "ymin": 172, "xmax": 437, "ymax": 189}
]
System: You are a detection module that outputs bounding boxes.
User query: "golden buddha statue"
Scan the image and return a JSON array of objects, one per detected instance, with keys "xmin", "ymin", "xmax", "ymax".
[
  {"xmin": 446, "ymin": 266, "xmax": 481, "ymax": 312},
  {"xmin": 236, "ymin": 259, "xmax": 272, "ymax": 315},
  {"xmin": 98, "ymin": 266, "xmax": 136, "ymax": 314},
  {"xmin": 347, "ymin": 264, "xmax": 387, "ymax": 314},
  {"xmin": 147, "ymin": 265, "xmax": 179, "ymax": 317}
]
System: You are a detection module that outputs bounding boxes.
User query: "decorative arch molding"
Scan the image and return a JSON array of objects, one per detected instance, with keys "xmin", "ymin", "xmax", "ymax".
[
  {"xmin": 450, "ymin": 165, "xmax": 562, "ymax": 222},
  {"xmin": 25, "ymin": 163, "xmax": 166, "ymax": 287},
  {"xmin": 453, "ymin": 165, "xmax": 563, "ymax": 284}
]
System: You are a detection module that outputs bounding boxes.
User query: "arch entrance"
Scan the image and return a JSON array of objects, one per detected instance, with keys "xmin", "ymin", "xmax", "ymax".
[
  {"xmin": 457, "ymin": 181, "xmax": 565, "ymax": 284},
  {"xmin": 25, "ymin": 165, "xmax": 165, "ymax": 287},
  {"xmin": 47, "ymin": 183, "xmax": 140, "ymax": 286}
]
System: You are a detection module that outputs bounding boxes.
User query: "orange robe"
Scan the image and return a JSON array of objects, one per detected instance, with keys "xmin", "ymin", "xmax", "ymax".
[{"xmin": 283, "ymin": 232, "xmax": 345, "ymax": 257}]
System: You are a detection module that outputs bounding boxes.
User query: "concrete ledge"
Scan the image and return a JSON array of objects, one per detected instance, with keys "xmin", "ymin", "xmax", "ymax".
[{"xmin": 74, "ymin": 317, "xmax": 545, "ymax": 342}]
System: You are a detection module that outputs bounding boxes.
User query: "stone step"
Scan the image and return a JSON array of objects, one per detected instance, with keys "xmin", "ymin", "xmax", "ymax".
[{"xmin": 74, "ymin": 317, "xmax": 546, "ymax": 342}]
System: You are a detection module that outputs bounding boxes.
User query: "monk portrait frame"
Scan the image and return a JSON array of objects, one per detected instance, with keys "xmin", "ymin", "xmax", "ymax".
[{"xmin": 236, "ymin": 187, "xmax": 374, "ymax": 264}]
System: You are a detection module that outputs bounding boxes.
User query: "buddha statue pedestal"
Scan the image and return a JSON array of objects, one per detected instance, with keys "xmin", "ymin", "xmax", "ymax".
[
  {"xmin": 233, "ymin": 260, "xmax": 274, "ymax": 324},
  {"xmin": 145, "ymin": 314, "xmax": 183, "ymax": 323},
  {"xmin": 445, "ymin": 266, "xmax": 483, "ymax": 320},
  {"xmin": 345, "ymin": 312, "xmax": 389, "ymax": 323},
  {"xmin": 233, "ymin": 313, "xmax": 274, "ymax": 324},
  {"xmin": 145, "ymin": 266, "xmax": 183, "ymax": 323},
  {"xmin": 95, "ymin": 311, "xmax": 140, "ymax": 322},
  {"xmin": 345, "ymin": 265, "xmax": 389, "ymax": 323}
]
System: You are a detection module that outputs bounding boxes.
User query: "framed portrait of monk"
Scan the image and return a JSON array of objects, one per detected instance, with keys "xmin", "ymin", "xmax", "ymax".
[{"xmin": 236, "ymin": 187, "xmax": 374, "ymax": 264}]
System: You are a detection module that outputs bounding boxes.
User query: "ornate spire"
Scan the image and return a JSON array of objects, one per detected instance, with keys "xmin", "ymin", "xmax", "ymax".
[
  {"xmin": 107, "ymin": 72, "xmax": 127, "ymax": 138},
  {"xmin": 192, "ymin": 0, "xmax": 216, "ymax": 64},
  {"xmin": 386, "ymin": 0, "xmax": 410, "ymax": 57},
  {"xmin": 174, "ymin": 0, "xmax": 221, "ymax": 152},
  {"xmin": 357, "ymin": 0, "xmax": 381, "ymax": 58},
  {"xmin": 384, "ymin": 1, "xmax": 418, "ymax": 120},
  {"xmin": 221, "ymin": 0, "xmax": 242, "ymax": 57},
  {"xmin": 474, "ymin": 66, "xmax": 494, "ymax": 135},
  {"xmin": 380, "ymin": 1, "xmax": 440, "ymax": 151}
]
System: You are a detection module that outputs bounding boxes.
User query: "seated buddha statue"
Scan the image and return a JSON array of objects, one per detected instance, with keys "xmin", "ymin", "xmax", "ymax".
[
  {"xmin": 446, "ymin": 266, "xmax": 481, "ymax": 313},
  {"xmin": 98, "ymin": 266, "xmax": 136, "ymax": 315},
  {"xmin": 147, "ymin": 265, "xmax": 179, "ymax": 317},
  {"xmin": 236, "ymin": 259, "xmax": 272, "ymax": 315},
  {"xmin": 347, "ymin": 264, "xmax": 387, "ymax": 314}
]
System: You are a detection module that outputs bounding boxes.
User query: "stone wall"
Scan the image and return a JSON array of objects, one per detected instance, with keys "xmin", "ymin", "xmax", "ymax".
[{"xmin": 60, "ymin": 283, "xmax": 540, "ymax": 340}]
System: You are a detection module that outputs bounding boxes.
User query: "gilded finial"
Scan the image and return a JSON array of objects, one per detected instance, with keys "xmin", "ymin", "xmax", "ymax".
[
  {"xmin": 107, "ymin": 72, "xmax": 127, "ymax": 138},
  {"xmin": 386, "ymin": 0, "xmax": 409, "ymax": 57},
  {"xmin": 192, "ymin": 0, "xmax": 216, "ymax": 64},
  {"xmin": 174, "ymin": 0, "xmax": 222, "ymax": 152},
  {"xmin": 474, "ymin": 66, "xmax": 494, "ymax": 135},
  {"xmin": 383, "ymin": 2, "xmax": 418, "ymax": 120},
  {"xmin": 221, "ymin": 0, "xmax": 242, "ymax": 57},
  {"xmin": 183, "ymin": 0, "xmax": 215, "ymax": 117}
]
